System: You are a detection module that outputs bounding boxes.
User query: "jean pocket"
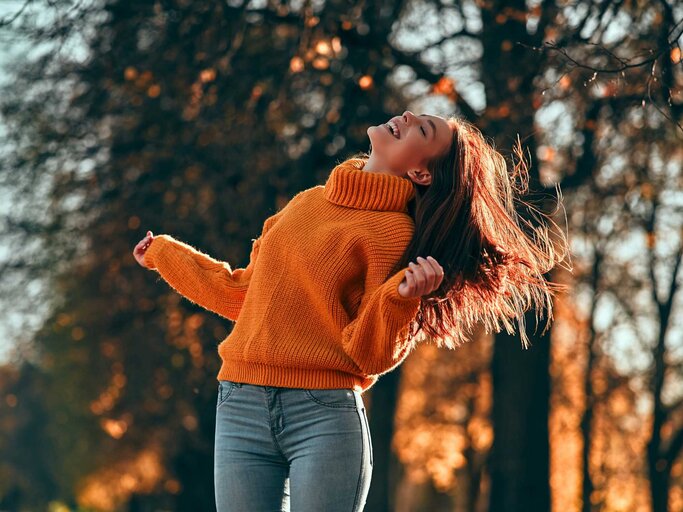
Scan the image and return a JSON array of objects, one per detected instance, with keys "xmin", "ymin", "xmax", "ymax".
[
  {"xmin": 217, "ymin": 380, "xmax": 237, "ymax": 408},
  {"xmin": 303, "ymin": 388, "xmax": 358, "ymax": 409}
]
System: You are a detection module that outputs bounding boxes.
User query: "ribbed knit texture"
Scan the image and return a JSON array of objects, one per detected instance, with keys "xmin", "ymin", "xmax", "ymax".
[{"xmin": 144, "ymin": 157, "xmax": 421, "ymax": 393}]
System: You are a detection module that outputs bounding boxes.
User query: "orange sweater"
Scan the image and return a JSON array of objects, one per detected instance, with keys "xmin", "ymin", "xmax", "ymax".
[{"xmin": 143, "ymin": 157, "xmax": 421, "ymax": 392}]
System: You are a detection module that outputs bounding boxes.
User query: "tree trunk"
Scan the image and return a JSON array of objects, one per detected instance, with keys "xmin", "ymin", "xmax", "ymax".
[{"xmin": 488, "ymin": 308, "xmax": 551, "ymax": 512}]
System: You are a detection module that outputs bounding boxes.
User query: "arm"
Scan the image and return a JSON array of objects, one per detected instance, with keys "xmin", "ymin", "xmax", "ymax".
[
  {"xmin": 144, "ymin": 208, "xmax": 284, "ymax": 321},
  {"xmin": 340, "ymin": 239, "xmax": 422, "ymax": 376}
]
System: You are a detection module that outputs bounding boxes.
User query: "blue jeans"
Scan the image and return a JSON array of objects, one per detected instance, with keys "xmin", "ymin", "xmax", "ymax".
[{"xmin": 214, "ymin": 380, "xmax": 373, "ymax": 512}]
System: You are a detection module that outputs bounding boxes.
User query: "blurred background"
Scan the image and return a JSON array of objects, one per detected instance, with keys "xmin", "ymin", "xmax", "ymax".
[{"xmin": 0, "ymin": 1, "xmax": 681, "ymax": 511}]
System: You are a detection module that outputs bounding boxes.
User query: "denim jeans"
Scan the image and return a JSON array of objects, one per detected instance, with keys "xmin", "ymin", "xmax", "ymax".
[{"xmin": 214, "ymin": 380, "xmax": 373, "ymax": 512}]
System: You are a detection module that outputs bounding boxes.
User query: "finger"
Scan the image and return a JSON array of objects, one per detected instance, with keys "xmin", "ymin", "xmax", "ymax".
[
  {"xmin": 404, "ymin": 269, "xmax": 416, "ymax": 296},
  {"xmin": 435, "ymin": 267, "xmax": 445, "ymax": 286},
  {"xmin": 408, "ymin": 261, "xmax": 426, "ymax": 295},
  {"xmin": 425, "ymin": 256, "xmax": 444, "ymax": 291},
  {"xmin": 425, "ymin": 256, "xmax": 443, "ymax": 275},
  {"xmin": 135, "ymin": 239, "xmax": 150, "ymax": 253},
  {"xmin": 416, "ymin": 257, "xmax": 437, "ymax": 293},
  {"xmin": 425, "ymin": 256, "xmax": 441, "ymax": 292}
]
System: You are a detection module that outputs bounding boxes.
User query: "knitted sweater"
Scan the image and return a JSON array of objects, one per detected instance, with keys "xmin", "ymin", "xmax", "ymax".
[{"xmin": 143, "ymin": 157, "xmax": 422, "ymax": 392}]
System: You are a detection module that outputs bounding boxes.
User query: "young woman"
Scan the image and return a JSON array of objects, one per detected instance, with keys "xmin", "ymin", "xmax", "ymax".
[{"xmin": 133, "ymin": 111, "xmax": 568, "ymax": 511}]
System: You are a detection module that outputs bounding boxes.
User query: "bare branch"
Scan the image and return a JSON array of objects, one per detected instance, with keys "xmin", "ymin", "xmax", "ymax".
[{"xmin": 0, "ymin": 0, "xmax": 33, "ymax": 28}]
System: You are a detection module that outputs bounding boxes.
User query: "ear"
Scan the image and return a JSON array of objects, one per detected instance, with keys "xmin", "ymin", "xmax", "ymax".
[{"xmin": 407, "ymin": 168, "xmax": 432, "ymax": 186}]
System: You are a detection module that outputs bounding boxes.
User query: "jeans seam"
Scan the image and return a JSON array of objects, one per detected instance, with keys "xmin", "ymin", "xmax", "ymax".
[
  {"xmin": 217, "ymin": 382, "xmax": 235, "ymax": 408},
  {"xmin": 264, "ymin": 389, "xmax": 287, "ymax": 456},
  {"xmin": 303, "ymin": 389, "xmax": 357, "ymax": 409},
  {"xmin": 353, "ymin": 405, "xmax": 365, "ymax": 511},
  {"xmin": 360, "ymin": 409, "xmax": 373, "ymax": 466}
]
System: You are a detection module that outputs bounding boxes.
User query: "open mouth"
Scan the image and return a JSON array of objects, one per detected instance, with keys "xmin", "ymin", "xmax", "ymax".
[{"xmin": 384, "ymin": 121, "xmax": 400, "ymax": 139}]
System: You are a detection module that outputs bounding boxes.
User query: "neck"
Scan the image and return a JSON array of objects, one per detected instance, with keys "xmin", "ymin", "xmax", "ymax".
[{"xmin": 363, "ymin": 153, "xmax": 401, "ymax": 177}]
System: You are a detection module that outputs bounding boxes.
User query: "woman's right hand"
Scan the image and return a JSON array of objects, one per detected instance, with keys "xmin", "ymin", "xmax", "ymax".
[{"xmin": 133, "ymin": 230, "xmax": 155, "ymax": 268}]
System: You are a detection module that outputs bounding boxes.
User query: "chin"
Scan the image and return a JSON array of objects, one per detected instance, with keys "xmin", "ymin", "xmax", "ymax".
[{"xmin": 368, "ymin": 125, "xmax": 389, "ymax": 145}]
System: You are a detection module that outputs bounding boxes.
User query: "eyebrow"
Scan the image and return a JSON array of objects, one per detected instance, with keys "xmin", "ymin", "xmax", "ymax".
[{"xmin": 419, "ymin": 114, "xmax": 437, "ymax": 140}]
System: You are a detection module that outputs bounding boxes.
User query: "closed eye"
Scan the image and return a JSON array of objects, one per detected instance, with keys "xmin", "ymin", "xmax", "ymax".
[{"xmin": 418, "ymin": 114, "xmax": 433, "ymax": 140}]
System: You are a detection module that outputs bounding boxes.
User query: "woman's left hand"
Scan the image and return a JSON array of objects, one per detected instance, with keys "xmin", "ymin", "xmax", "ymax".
[{"xmin": 398, "ymin": 256, "xmax": 444, "ymax": 299}]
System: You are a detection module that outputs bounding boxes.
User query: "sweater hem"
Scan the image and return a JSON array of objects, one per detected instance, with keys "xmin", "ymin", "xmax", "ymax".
[{"xmin": 216, "ymin": 359, "xmax": 371, "ymax": 392}]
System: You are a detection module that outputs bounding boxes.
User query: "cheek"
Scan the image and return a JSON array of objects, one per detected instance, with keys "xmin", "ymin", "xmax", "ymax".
[
  {"xmin": 370, "ymin": 126, "xmax": 396, "ymax": 146},
  {"xmin": 395, "ymin": 136, "xmax": 421, "ymax": 158},
  {"xmin": 370, "ymin": 129, "xmax": 423, "ymax": 166},
  {"xmin": 384, "ymin": 145, "xmax": 414, "ymax": 169}
]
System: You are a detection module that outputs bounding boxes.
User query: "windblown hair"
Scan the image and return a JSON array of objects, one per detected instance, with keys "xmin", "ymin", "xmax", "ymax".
[{"xmin": 353, "ymin": 115, "xmax": 571, "ymax": 350}]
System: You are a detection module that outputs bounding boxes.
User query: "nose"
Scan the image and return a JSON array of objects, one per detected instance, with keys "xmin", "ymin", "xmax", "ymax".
[{"xmin": 402, "ymin": 110, "xmax": 415, "ymax": 124}]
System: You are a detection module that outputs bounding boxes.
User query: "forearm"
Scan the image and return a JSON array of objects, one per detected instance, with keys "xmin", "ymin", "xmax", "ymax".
[
  {"xmin": 145, "ymin": 234, "xmax": 253, "ymax": 320},
  {"xmin": 341, "ymin": 268, "xmax": 421, "ymax": 375}
]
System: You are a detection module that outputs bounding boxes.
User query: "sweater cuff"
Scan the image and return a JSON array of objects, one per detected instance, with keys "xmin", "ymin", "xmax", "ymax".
[
  {"xmin": 385, "ymin": 266, "xmax": 422, "ymax": 311},
  {"xmin": 143, "ymin": 235, "xmax": 173, "ymax": 270}
]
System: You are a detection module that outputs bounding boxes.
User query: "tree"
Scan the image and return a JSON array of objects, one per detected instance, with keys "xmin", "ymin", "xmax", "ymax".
[{"xmin": 0, "ymin": 0, "xmax": 680, "ymax": 510}]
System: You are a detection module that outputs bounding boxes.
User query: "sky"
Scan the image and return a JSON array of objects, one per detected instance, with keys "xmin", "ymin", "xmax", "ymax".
[
  {"xmin": 0, "ymin": 2, "xmax": 31, "ymax": 362},
  {"xmin": 0, "ymin": 1, "xmax": 65, "ymax": 363}
]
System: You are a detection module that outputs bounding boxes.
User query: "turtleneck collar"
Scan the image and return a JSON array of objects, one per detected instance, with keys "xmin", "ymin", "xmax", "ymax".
[{"xmin": 323, "ymin": 158, "xmax": 416, "ymax": 212}]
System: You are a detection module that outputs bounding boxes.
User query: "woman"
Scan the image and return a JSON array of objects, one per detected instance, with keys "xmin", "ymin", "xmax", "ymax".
[{"xmin": 133, "ymin": 111, "xmax": 568, "ymax": 511}]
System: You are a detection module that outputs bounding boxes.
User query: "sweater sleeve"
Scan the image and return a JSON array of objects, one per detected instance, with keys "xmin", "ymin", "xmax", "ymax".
[
  {"xmin": 340, "ymin": 238, "xmax": 422, "ymax": 376},
  {"xmin": 143, "ymin": 208, "xmax": 285, "ymax": 321}
]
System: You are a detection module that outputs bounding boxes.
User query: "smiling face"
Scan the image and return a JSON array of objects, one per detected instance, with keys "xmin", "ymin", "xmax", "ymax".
[{"xmin": 364, "ymin": 111, "xmax": 453, "ymax": 186}]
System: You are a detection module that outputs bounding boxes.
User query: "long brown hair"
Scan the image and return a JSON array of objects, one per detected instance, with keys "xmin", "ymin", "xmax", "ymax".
[{"xmin": 353, "ymin": 115, "xmax": 571, "ymax": 350}]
